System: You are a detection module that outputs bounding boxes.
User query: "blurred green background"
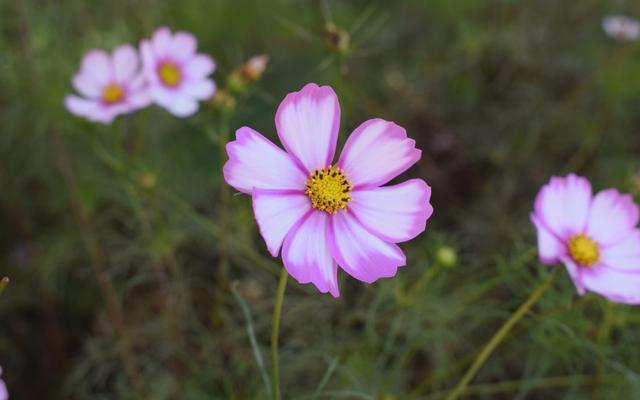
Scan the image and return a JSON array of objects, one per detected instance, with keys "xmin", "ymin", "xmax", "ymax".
[{"xmin": 2, "ymin": 0, "xmax": 640, "ymax": 399}]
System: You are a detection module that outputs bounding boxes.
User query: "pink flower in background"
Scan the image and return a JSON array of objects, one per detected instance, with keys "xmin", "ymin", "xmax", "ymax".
[
  {"xmin": 0, "ymin": 365, "xmax": 7, "ymax": 400},
  {"xmin": 224, "ymin": 83, "xmax": 433, "ymax": 297},
  {"xmin": 140, "ymin": 27, "xmax": 216, "ymax": 117},
  {"xmin": 532, "ymin": 174, "xmax": 640, "ymax": 304},
  {"xmin": 65, "ymin": 45, "xmax": 150, "ymax": 124},
  {"xmin": 602, "ymin": 15, "xmax": 640, "ymax": 42}
]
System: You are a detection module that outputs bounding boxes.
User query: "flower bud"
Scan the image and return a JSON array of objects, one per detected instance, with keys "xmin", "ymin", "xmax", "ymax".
[
  {"xmin": 436, "ymin": 245, "xmax": 457, "ymax": 268},
  {"xmin": 324, "ymin": 23, "xmax": 350, "ymax": 54},
  {"xmin": 138, "ymin": 171, "xmax": 157, "ymax": 190}
]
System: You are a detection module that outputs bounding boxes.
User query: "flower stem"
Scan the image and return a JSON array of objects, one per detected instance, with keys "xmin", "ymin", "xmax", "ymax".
[
  {"xmin": 52, "ymin": 132, "xmax": 145, "ymax": 396},
  {"xmin": 446, "ymin": 269, "xmax": 558, "ymax": 400},
  {"xmin": 271, "ymin": 269, "xmax": 289, "ymax": 400}
]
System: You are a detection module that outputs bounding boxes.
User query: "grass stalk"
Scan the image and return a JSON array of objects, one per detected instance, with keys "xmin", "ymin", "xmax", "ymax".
[
  {"xmin": 271, "ymin": 269, "xmax": 289, "ymax": 400},
  {"xmin": 445, "ymin": 269, "xmax": 558, "ymax": 400}
]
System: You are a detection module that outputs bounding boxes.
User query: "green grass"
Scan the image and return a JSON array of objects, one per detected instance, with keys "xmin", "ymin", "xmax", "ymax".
[{"xmin": 2, "ymin": 0, "xmax": 640, "ymax": 399}]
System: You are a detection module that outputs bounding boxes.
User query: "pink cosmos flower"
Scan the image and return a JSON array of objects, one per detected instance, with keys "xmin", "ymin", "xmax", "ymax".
[
  {"xmin": 531, "ymin": 174, "xmax": 640, "ymax": 304},
  {"xmin": 602, "ymin": 15, "xmax": 640, "ymax": 42},
  {"xmin": 223, "ymin": 83, "xmax": 434, "ymax": 297},
  {"xmin": 140, "ymin": 27, "xmax": 216, "ymax": 117},
  {"xmin": 0, "ymin": 365, "xmax": 7, "ymax": 400},
  {"xmin": 65, "ymin": 45, "xmax": 150, "ymax": 124}
]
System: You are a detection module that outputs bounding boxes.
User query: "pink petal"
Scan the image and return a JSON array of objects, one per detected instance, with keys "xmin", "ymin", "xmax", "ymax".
[
  {"xmin": 184, "ymin": 55, "xmax": 216, "ymax": 80},
  {"xmin": 165, "ymin": 96, "xmax": 198, "ymax": 117},
  {"xmin": 338, "ymin": 118, "xmax": 421, "ymax": 189},
  {"xmin": 72, "ymin": 72, "xmax": 102, "ymax": 98},
  {"xmin": 79, "ymin": 49, "xmax": 112, "ymax": 85},
  {"xmin": 223, "ymin": 126, "xmax": 307, "ymax": 194},
  {"xmin": 112, "ymin": 44, "xmax": 139, "ymax": 83},
  {"xmin": 560, "ymin": 258, "xmax": 586, "ymax": 296},
  {"xmin": 580, "ymin": 263, "xmax": 640, "ymax": 304},
  {"xmin": 0, "ymin": 377, "xmax": 6, "ymax": 400},
  {"xmin": 126, "ymin": 89, "xmax": 151, "ymax": 109},
  {"xmin": 328, "ymin": 210, "xmax": 406, "ymax": 284},
  {"xmin": 533, "ymin": 174, "xmax": 592, "ymax": 241},
  {"xmin": 349, "ymin": 179, "xmax": 433, "ymax": 243},
  {"xmin": 531, "ymin": 214, "xmax": 567, "ymax": 264},
  {"xmin": 151, "ymin": 26, "xmax": 172, "ymax": 57},
  {"xmin": 65, "ymin": 95, "xmax": 99, "ymax": 118},
  {"xmin": 252, "ymin": 189, "xmax": 311, "ymax": 257},
  {"xmin": 65, "ymin": 95, "xmax": 118, "ymax": 124},
  {"xmin": 171, "ymin": 31, "xmax": 197, "ymax": 61},
  {"xmin": 183, "ymin": 79, "xmax": 216, "ymax": 100},
  {"xmin": 140, "ymin": 41, "xmax": 160, "ymax": 84},
  {"xmin": 275, "ymin": 83, "xmax": 340, "ymax": 172},
  {"xmin": 282, "ymin": 211, "xmax": 339, "ymax": 297},
  {"xmin": 600, "ymin": 229, "xmax": 640, "ymax": 272},
  {"xmin": 151, "ymin": 87, "xmax": 198, "ymax": 117},
  {"xmin": 586, "ymin": 189, "xmax": 639, "ymax": 246}
]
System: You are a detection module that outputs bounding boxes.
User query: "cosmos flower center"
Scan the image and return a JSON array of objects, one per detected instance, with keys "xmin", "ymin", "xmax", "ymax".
[
  {"xmin": 101, "ymin": 83, "xmax": 124, "ymax": 104},
  {"xmin": 159, "ymin": 62, "xmax": 182, "ymax": 86},
  {"xmin": 305, "ymin": 165, "xmax": 352, "ymax": 214},
  {"xmin": 568, "ymin": 234, "xmax": 600, "ymax": 267}
]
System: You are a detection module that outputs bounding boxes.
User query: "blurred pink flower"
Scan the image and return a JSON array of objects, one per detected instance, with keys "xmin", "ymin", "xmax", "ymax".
[
  {"xmin": 224, "ymin": 83, "xmax": 433, "ymax": 297},
  {"xmin": 0, "ymin": 365, "xmax": 7, "ymax": 400},
  {"xmin": 532, "ymin": 174, "xmax": 640, "ymax": 304},
  {"xmin": 602, "ymin": 15, "xmax": 640, "ymax": 42},
  {"xmin": 140, "ymin": 27, "xmax": 216, "ymax": 117},
  {"xmin": 65, "ymin": 45, "xmax": 150, "ymax": 124}
]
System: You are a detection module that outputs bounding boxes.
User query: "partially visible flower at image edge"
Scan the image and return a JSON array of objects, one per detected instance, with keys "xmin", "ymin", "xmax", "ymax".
[
  {"xmin": 531, "ymin": 174, "xmax": 640, "ymax": 304},
  {"xmin": 0, "ymin": 365, "xmax": 8, "ymax": 400},
  {"xmin": 140, "ymin": 26, "xmax": 216, "ymax": 117},
  {"xmin": 65, "ymin": 45, "xmax": 150, "ymax": 124},
  {"xmin": 223, "ymin": 83, "xmax": 434, "ymax": 297},
  {"xmin": 602, "ymin": 15, "xmax": 640, "ymax": 42}
]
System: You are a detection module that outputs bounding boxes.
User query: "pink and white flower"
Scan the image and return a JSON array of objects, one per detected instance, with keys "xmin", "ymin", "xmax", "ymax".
[
  {"xmin": 0, "ymin": 365, "xmax": 7, "ymax": 400},
  {"xmin": 65, "ymin": 45, "xmax": 150, "ymax": 124},
  {"xmin": 223, "ymin": 83, "xmax": 433, "ymax": 297},
  {"xmin": 602, "ymin": 15, "xmax": 640, "ymax": 42},
  {"xmin": 531, "ymin": 174, "xmax": 640, "ymax": 304},
  {"xmin": 140, "ymin": 27, "xmax": 216, "ymax": 117}
]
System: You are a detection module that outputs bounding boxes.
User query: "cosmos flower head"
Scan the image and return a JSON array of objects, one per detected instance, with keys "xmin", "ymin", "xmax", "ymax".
[
  {"xmin": 531, "ymin": 174, "xmax": 640, "ymax": 304},
  {"xmin": 602, "ymin": 15, "xmax": 640, "ymax": 42},
  {"xmin": 140, "ymin": 26, "xmax": 216, "ymax": 117},
  {"xmin": 224, "ymin": 83, "xmax": 434, "ymax": 297},
  {"xmin": 65, "ymin": 45, "xmax": 150, "ymax": 124}
]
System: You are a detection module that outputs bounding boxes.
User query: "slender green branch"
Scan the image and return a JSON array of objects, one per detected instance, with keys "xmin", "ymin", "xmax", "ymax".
[
  {"xmin": 445, "ymin": 269, "xmax": 558, "ymax": 400},
  {"xmin": 426, "ymin": 374, "xmax": 597, "ymax": 399},
  {"xmin": 271, "ymin": 269, "xmax": 289, "ymax": 400},
  {"xmin": 53, "ymin": 132, "xmax": 146, "ymax": 396}
]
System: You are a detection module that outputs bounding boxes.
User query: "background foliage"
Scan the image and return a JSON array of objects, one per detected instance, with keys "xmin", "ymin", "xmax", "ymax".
[{"xmin": 2, "ymin": 0, "xmax": 640, "ymax": 398}]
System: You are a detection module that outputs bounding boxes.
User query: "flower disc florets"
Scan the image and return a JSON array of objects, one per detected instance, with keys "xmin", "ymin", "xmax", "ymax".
[{"xmin": 305, "ymin": 165, "xmax": 352, "ymax": 214}]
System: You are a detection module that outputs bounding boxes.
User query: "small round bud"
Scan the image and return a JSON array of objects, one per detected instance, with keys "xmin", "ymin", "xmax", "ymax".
[
  {"xmin": 436, "ymin": 245, "xmax": 457, "ymax": 268},
  {"xmin": 631, "ymin": 170, "xmax": 640, "ymax": 196},
  {"xmin": 212, "ymin": 89, "xmax": 237, "ymax": 112},
  {"xmin": 324, "ymin": 23, "xmax": 350, "ymax": 54},
  {"xmin": 138, "ymin": 171, "xmax": 157, "ymax": 190},
  {"xmin": 0, "ymin": 276, "xmax": 9, "ymax": 294}
]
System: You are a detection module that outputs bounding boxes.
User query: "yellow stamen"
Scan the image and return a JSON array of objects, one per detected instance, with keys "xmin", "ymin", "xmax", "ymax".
[
  {"xmin": 305, "ymin": 165, "xmax": 352, "ymax": 214},
  {"xmin": 101, "ymin": 84, "xmax": 124, "ymax": 104},
  {"xmin": 159, "ymin": 62, "xmax": 181, "ymax": 86},
  {"xmin": 568, "ymin": 234, "xmax": 600, "ymax": 267}
]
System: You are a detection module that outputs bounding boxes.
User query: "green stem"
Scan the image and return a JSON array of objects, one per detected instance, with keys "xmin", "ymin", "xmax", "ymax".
[
  {"xmin": 427, "ymin": 374, "xmax": 597, "ymax": 399},
  {"xmin": 445, "ymin": 269, "xmax": 558, "ymax": 400},
  {"xmin": 211, "ymin": 110, "xmax": 232, "ymax": 328},
  {"xmin": 271, "ymin": 269, "xmax": 289, "ymax": 400}
]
